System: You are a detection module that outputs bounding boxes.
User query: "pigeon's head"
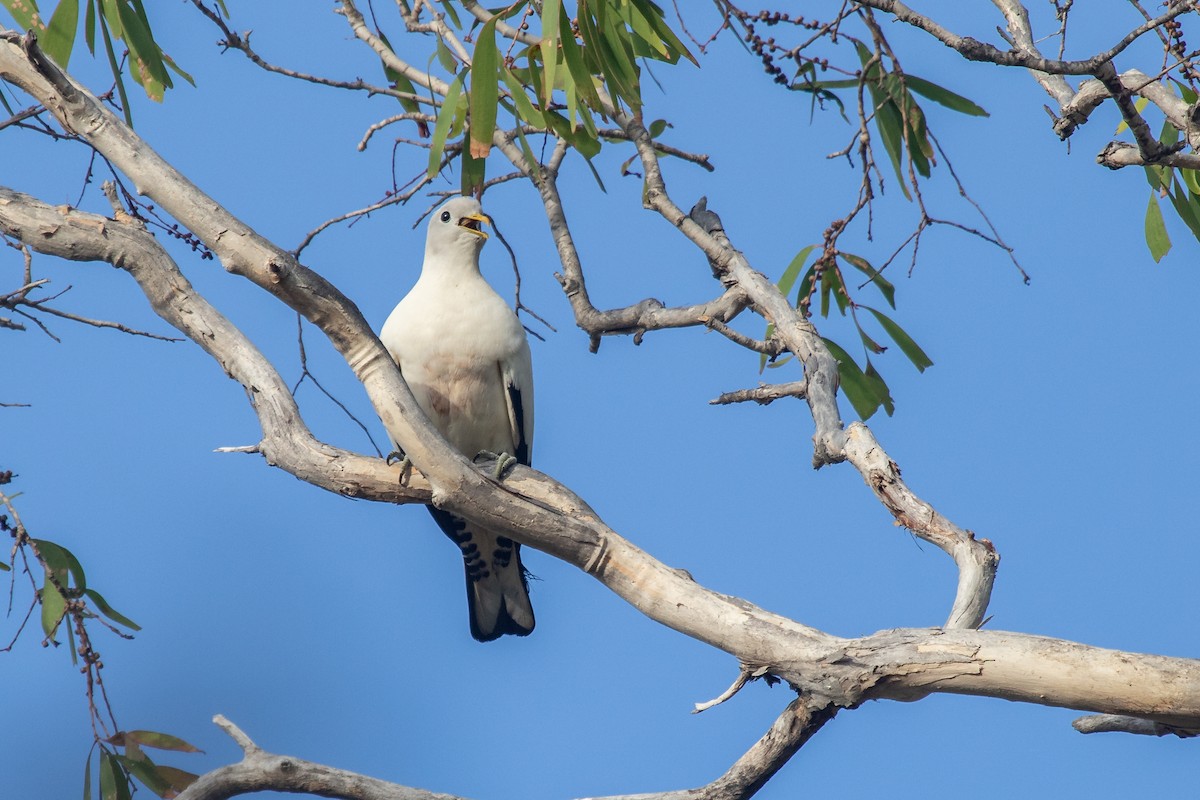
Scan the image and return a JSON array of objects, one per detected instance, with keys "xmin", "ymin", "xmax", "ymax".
[{"xmin": 426, "ymin": 197, "xmax": 491, "ymax": 262}]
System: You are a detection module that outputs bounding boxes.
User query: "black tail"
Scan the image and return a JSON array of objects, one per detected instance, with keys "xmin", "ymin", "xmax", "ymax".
[{"xmin": 428, "ymin": 507, "xmax": 535, "ymax": 641}]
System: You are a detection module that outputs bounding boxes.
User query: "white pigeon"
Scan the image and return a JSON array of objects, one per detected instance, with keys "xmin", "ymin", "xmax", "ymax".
[{"xmin": 380, "ymin": 196, "xmax": 536, "ymax": 641}]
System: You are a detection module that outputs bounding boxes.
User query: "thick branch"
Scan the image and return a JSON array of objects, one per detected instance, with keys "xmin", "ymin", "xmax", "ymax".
[
  {"xmin": 0, "ymin": 185, "xmax": 421, "ymax": 504},
  {"xmin": 612, "ymin": 108, "xmax": 999, "ymax": 630}
]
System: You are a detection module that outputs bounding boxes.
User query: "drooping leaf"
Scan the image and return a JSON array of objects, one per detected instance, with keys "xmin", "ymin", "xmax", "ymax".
[
  {"xmin": 1165, "ymin": 178, "xmax": 1200, "ymax": 241},
  {"xmin": 0, "ymin": 0, "xmax": 43, "ymax": 30},
  {"xmin": 864, "ymin": 306, "xmax": 934, "ymax": 371},
  {"xmin": 777, "ymin": 244, "xmax": 816, "ymax": 301},
  {"xmin": 625, "ymin": 1, "xmax": 669, "ymax": 60},
  {"xmin": 629, "ymin": 0, "xmax": 697, "ymax": 66},
  {"xmin": 468, "ymin": 17, "xmax": 499, "ymax": 159},
  {"xmin": 96, "ymin": 6, "xmax": 133, "ymax": 126},
  {"xmin": 500, "ymin": 66, "xmax": 539, "ymax": 126},
  {"xmin": 558, "ymin": 11, "xmax": 600, "ymax": 110},
  {"xmin": 112, "ymin": 753, "xmax": 173, "ymax": 799},
  {"xmin": 42, "ymin": 0, "xmax": 80, "ymax": 67},
  {"xmin": 856, "ymin": 318, "xmax": 887, "ymax": 354},
  {"xmin": 823, "ymin": 337, "xmax": 885, "ymax": 420},
  {"xmin": 868, "ymin": 81, "xmax": 909, "ymax": 197},
  {"xmin": 460, "ymin": 147, "xmax": 486, "ymax": 195},
  {"xmin": 40, "ymin": 580, "xmax": 66, "ymax": 638},
  {"xmin": 819, "ymin": 265, "xmax": 848, "ymax": 316},
  {"xmin": 84, "ymin": 748, "xmax": 94, "ymax": 800},
  {"xmin": 539, "ymin": 0, "xmax": 561, "ymax": 105},
  {"xmin": 840, "ymin": 252, "xmax": 895, "ymax": 308},
  {"xmin": 151, "ymin": 766, "xmax": 200, "ymax": 796},
  {"xmin": 84, "ymin": 0, "xmax": 96, "ymax": 54},
  {"xmin": 122, "ymin": 731, "xmax": 202, "ymax": 753},
  {"xmin": 1145, "ymin": 191, "xmax": 1171, "ymax": 262},
  {"xmin": 99, "ymin": 752, "xmax": 118, "ymax": 800},
  {"xmin": 113, "ymin": 0, "xmax": 170, "ymax": 100},
  {"xmin": 33, "ymin": 538, "xmax": 86, "ymax": 592},
  {"xmin": 437, "ymin": 0, "xmax": 460, "ymax": 29},
  {"xmin": 904, "ymin": 74, "xmax": 989, "ymax": 117},
  {"xmin": 427, "ymin": 73, "xmax": 464, "ymax": 180},
  {"xmin": 84, "ymin": 588, "xmax": 140, "ymax": 630},
  {"xmin": 863, "ymin": 358, "xmax": 896, "ymax": 416}
]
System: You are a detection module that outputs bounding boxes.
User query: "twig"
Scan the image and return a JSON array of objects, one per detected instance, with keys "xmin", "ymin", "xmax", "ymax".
[{"xmin": 710, "ymin": 380, "xmax": 809, "ymax": 406}]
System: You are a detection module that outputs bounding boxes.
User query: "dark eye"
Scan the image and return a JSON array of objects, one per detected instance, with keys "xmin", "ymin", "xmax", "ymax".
[{"xmin": 440, "ymin": 210, "xmax": 451, "ymax": 223}]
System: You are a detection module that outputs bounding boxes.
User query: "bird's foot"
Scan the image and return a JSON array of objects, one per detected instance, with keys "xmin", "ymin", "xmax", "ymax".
[
  {"xmin": 386, "ymin": 449, "xmax": 413, "ymax": 485},
  {"xmin": 476, "ymin": 450, "xmax": 518, "ymax": 480}
]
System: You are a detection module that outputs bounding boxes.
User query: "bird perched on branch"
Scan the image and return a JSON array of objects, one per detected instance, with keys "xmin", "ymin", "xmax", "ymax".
[{"xmin": 380, "ymin": 196, "xmax": 536, "ymax": 641}]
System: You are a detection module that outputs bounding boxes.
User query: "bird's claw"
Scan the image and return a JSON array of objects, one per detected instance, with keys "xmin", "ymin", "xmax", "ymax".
[
  {"xmin": 386, "ymin": 449, "xmax": 413, "ymax": 485},
  {"xmin": 477, "ymin": 450, "xmax": 518, "ymax": 480}
]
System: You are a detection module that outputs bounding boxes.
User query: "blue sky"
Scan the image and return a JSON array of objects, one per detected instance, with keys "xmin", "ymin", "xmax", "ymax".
[{"xmin": 3, "ymin": 3, "xmax": 1197, "ymax": 799}]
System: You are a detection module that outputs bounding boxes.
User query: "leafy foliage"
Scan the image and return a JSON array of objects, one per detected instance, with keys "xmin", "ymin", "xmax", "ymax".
[
  {"xmin": 0, "ymin": 480, "xmax": 199, "ymax": 800},
  {"xmin": 766, "ymin": 246, "xmax": 932, "ymax": 420},
  {"xmin": 0, "ymin": 0, "xmax": 192, "ymax": 125},
  {"xmin": 417, "ymin": 0, "xmax": 695, "ymax": 194}
]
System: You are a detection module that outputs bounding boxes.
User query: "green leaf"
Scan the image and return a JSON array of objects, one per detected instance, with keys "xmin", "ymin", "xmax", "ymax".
[
  {"xmin": 40, "ymin": 580, "xmax": 66, "ymax": 638},
  {"xmin": 856, "ymin": 319, "xmax": 887, "ymax": 354},
  {"xmin": 596, "ymin": 9, "xmax": 642, "ymax": 111},
  {"xmin": 160, "ymin": 51, "xmax": 194, "ymax": 87},
  {"xmin": 0, "ymin": 560, "xmax": 9, "ymax": 571},
  {"xmin": 864, "ymin": 306, "xmax": 934, "ymax": 371},
  {"xmin": 629, "ymin": 0, "xmax": 697, "ymax": 66},
  {"xmin": 1116, "ymin": 96, "xmax": 1152, "ymax": 134},
  {"xmin": 112, "ymin": 754, "xmax": 171, "ymax": 798},
  {"xmin": 1181, "ymin": 167, "xmax": 1200, "ymax": 196},
  {"xmin": 84, "ymin": 748, "xmax": 94, "ymax": 800},
  {"xmin": 626, "ymin": 1, "xmax": 668, "ymax": 60},
  {"xmin": 85, "ymin": 588, "xmax": 140, "ymax": 630},
  {"xmin": 84, "ymin": 0, "xmax": 96, "ymax": 54},
  {"xmin": 500, "ymin": 66, "xmax": 539, "ymax": 125},
  {"xmin": 904, "ymin": 74, "xmax": 988, "ymax": 117},
  {"xmin": 863, "ymin": 358, "xmax": 895, "ymax": 416},
  {"xmin": 777, "ymin": 244, "xmax": 815, "ymax": 300},
  {"xmin": 581, "ymin": 152, "xmax": 607, "ymax": 191},
  {"xmin": 427, "ymin": 73, "xmax": 464, "ymax": 180},
  {"xmin": 113, "ymin": 0, "xmax": 170, "ymax": 100},
  {"xmin": 33, "ymin": 538, "xmax": 87, "ymax": 592},
  {"xmin": 460, "ymin": 147, "xmax": 485, "ymax": 195},
  {"xmin": 840, "ymin": 252, "xmax": 895, "ymax": 308},
  {"xmin": 99, "ymin": 751, "xmax": 131, "ymax": 800},
  {"xmin": 823, "ymin": 338, "xmax": 884, "ymax": 420},
  {"xmin": 96, "ymin": 6, "xmax": 133, "ymax": 126},
  {"xmin": 437, "ymin": 0, "xmax": 460, "ymax": 29},
  {"xmin": 42, "ymin": 0, "xmax": 80, "ymax": 67},
  {"xmin": 99, "ymin": 752, "xmax": 118, "ymax": 800},
  {"xmin": 558, "ymin": 5, "xmax": 600, "ymax": 110},
  {"xmin": 819, "ymin": 266, "xmax": 848, "ymax": 316},
  {"xmin": 539, "ymin": 0, "xmax": 561, "ymax": 105},
  {"xmin": 435, "ymin": 37, "xmax": 457, "ymax": 73},
  {"xmin": 468, "ymin": 17, "xmax": 500, "ymax": 159},
  {"xmin": 868, "ymin": 86, "xmax": 909, "ymax": 197},
  {"xmin": 150, "ymin": 765, "xmax": 200, "ymax": 796},
  {"xmin": 1145, "ymin": 191, "xmax": 1171, "ymax": 262},
  {"xmin": 1166, "ymin": 178, "xmax": 1200, "ymax": 241},
  {"xmin": 0, "ymin": 0, "xmax": 43, "ymax": 30},
  {"xmin": 123, "ymin": 731, "xmax": 202, "ymax": 753}
]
